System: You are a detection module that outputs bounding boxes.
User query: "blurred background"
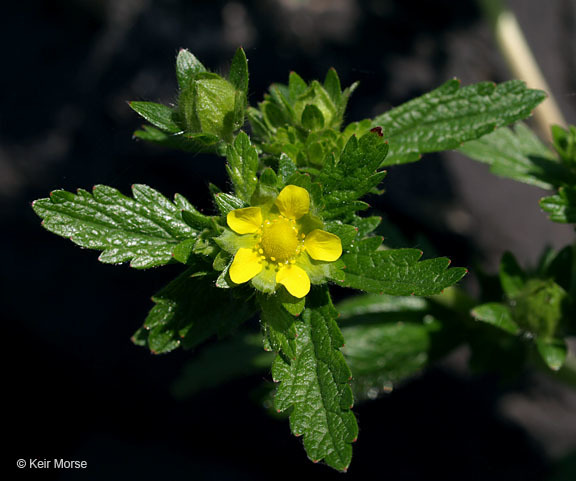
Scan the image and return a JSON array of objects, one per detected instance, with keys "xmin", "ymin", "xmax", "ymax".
[{"xmin": 5, "ymin": 0, "xmax": 576, "ymax": 479}]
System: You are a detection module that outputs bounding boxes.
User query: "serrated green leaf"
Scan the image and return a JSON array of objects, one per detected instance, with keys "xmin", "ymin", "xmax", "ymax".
[
  {"xmin": 278, "ymin": 153, "xmax": 298, "ymax": 184},
  {"xmin": 272, "ymin": 288, "xmax": 357, "ymax": 471},
  {"xmin": 32, "ymin": 184, "xmax": 198, "ymax": 269},
  {"xmin": 142, "ymin": 268, "xmax": 256, "ymax": 353},
  {"xmin": 337, "ymin": 240, "xmax": 466, "ymax": 296},
  {"xmin": 131, "ymin": 326, "xmax": 149, "ymax": 347},
  {"xmin": 226, "ymin": 131, "xmax": 259, "ymax": 202},
  {"xmin": 337, "ymin": 294, "xmax": 439, "ymax": 400},
  {"xmin": 342, "ymin": 316, "xmax": 437, "ymax": 400},
  {"xmin": 129, "ymin": 102, "xmax": 182, "ymax": 133},
  {"xmin": 499, "ymin": 251, "xmax": 527, "ymax": 298},
  {"xmin": 324, "ymin": 222, "xmax": 358, "ymax": 251},
  {"xmin": 536, "ymin": 338, "xmax": 567, "ymax": 371},
  {"xmin": 353, "ymin": 215, "xmax": 382, "ymax": 237},
  {"xmin": 148, "ymin": 324, "xmax": 182, "ymax": 354},
  {"xmin": 471, "ymin": 303, "xmax": 520, "ymax": 335},
  {"xmin": 176, "ymin": 48, "xmax": 207, "ymax": 90},
  {"xmin": 459, "ymin": 122, "xmax": 570, "ymax": 189},
  {"xmin": 337, "ymin": 292, "xmax": 429, "ymax": 320},
  {"xmin": 373, "ymin": 79, "xmax": 546, "ymax": 165},
  {"xmin": 541, "ymin": 186, "xmax": 576, "ymax": 223},
  {"xmin": 258, "ymin": 294, "xmax": 297, "ymax": 360},
  {"xmin": 318, "ymin": 131, "xmax": 388, "ymax": 219}
]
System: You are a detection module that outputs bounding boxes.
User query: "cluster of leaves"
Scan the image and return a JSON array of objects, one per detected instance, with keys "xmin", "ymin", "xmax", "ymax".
[
  {"xmin": 33, "ymin": 48, "xmax": 549, "ymax": 471},
  {"xmin": 456, "ymin": 122, "xmax": 576, "ymax": 375},
  {"xmin": 472, "ymin": 249, "xmax": 575, "ymax": 371}
]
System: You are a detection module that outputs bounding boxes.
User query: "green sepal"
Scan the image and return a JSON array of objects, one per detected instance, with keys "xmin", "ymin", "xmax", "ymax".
[
  {"xmin": 213, "ymin": 250, "xmax": 231, "ymax": 271},
  {"xmin": 176, "ymin": 48, "xmax": 207, "ymax": 90},
  {"xmin": 133, "ymin": 125, "xmax": 221, "ymax": 154},
  {"xmin": 512, "ymin": 279, "xmax": 567, "ymax": 339},
  {"xmin": 172, "ymin": 238, "xmax": 198, "ymax": 265},
  {"xmin": 536, "ymin": 338, "xmax": 567, "ymax": 371},
  {"xmin": 179, "ymin": 207, "xmax": 214, "ymax": 230},
  {"xmin": 323, "ymin": 68, "xmax": 341, "ymax": 104},
  {"xmin": 129, "ymin": 102, "xmax": 182, "ymax": 133},
  {"xmin": 301, "ymin": 104, "xmax": 325, "ymax": 131},
  {"xmin": 229, "ymin": 47, "xmax": 249, "ymax": 93},
  {"xmin": 471, "ymin": 303, "xmax": 520, "ymax": 335},
  {"xmin": 192, "ymin": 230, "xmax": 220, "ymax": 258}
]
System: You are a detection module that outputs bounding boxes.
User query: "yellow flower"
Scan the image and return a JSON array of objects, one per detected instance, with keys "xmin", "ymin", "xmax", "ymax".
[{"xmin": 224, "ymin": 185, "xmax": 342, "ymax": 298}]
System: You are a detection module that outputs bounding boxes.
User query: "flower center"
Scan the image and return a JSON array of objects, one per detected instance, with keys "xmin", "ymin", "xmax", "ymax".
[{"xmin": 259, "ymin": 217, "xmax": 300, "ymax": 262}]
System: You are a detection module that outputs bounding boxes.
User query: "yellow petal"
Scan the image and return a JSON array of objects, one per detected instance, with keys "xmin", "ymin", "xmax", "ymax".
[
  {"xmin": 227, "ymin": 207, "xmax": 262, "ymax": 234},
  {"xmin": 229, "ymin": 248, "xmax": 263, "ymax": 284},
  {"xmin": 275, "ymin": 185, "xmax": 310, "ymax": 220},
  {"xmin": 276, "ymin": 264, "xmax": 310, "ymax": 298},
  {"xmin": 304, "ymin": 229, "xmax": 342, "ymax": 261}
]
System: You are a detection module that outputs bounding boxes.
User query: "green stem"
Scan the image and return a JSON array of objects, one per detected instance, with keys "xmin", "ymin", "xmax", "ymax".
[{"xmin": 477, "ymin": 0, "xmax": 566, "ymax": 140}]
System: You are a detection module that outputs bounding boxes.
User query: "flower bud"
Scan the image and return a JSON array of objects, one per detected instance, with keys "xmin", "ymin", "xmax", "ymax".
[{"xmin": 513, "ymin": 279, "xmax": 566, "ymax": 339}]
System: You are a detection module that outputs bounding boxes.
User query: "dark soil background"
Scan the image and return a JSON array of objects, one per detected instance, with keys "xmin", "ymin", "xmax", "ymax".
[{"xmin": 4, "ymin": 1, "xmax": 576, "ymax": 480}]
